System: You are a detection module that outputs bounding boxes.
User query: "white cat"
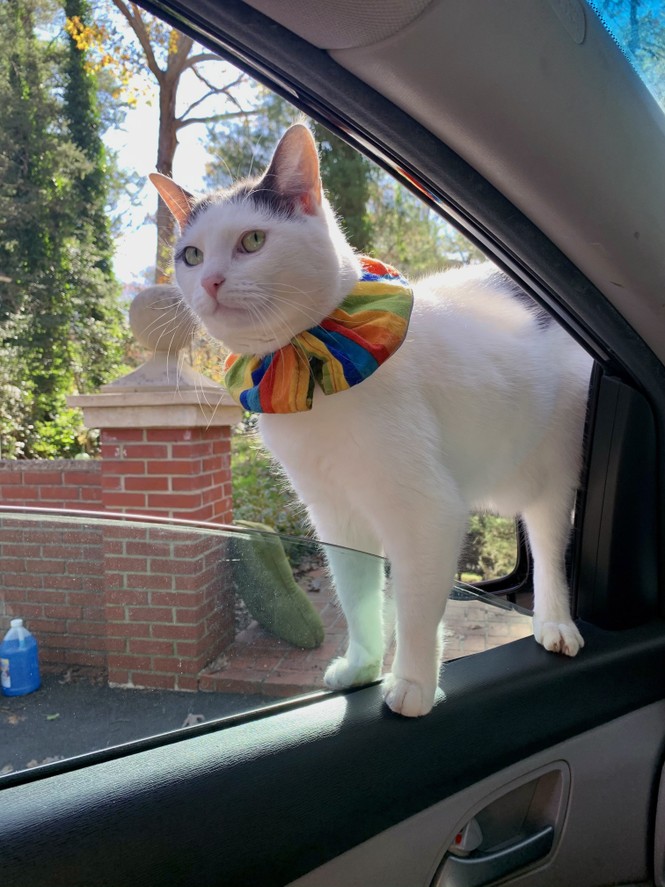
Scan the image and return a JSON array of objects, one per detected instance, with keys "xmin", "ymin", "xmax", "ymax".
[{"xmin": 151, "ymin": 123, "xmax": 592, "ymax": 717}]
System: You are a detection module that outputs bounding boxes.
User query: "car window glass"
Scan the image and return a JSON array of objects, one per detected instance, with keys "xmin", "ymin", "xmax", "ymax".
[{"xmin": 0, "ymin": 511, "xmax": 531, "ymax": 778}]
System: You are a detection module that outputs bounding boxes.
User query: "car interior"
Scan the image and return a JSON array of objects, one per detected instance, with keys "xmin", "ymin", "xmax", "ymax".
[{"xmin": 2, "ymin": 1, "xmax": 665, "ymax": 885}]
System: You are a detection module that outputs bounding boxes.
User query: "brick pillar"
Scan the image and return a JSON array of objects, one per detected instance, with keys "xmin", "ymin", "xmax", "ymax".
[
  {"xmin": 69, "ymin": 286, "xmax": 242, "ymax": 690},
  {"xmin": 100, "ymin": 426, "xmax": 232, "ymax": 523}
]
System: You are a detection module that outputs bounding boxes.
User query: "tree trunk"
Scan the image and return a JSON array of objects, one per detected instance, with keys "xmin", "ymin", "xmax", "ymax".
[{"xmin": 154, "ymin": 77, "xmax": 179, "ymax": 283}]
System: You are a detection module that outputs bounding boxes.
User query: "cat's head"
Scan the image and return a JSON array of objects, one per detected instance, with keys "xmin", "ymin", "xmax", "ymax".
[{"xmin": 150, "ymin": 124, "xmax": 360, "ymax": 354}]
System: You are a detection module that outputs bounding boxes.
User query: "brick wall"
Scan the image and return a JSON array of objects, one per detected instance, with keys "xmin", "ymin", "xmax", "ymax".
[
  {"xmin": 100, "ymin": 427, "xmax": 232, "ymax": 521},
  {"xmin": 0, "ymin": 460, "xmax": 103, "ymax": 511},
  {"xmin": 0, "ymin": 422, "xmax": 237, "ymax": 690}
]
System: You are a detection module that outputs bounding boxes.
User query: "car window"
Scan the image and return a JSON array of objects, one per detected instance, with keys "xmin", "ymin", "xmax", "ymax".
[
  {"xmin": 594, "ymin": 0, "xmax": 665, "ymax": 109},
  {"xmin": 0, "ymin": 510, "xmax": 531, "ymax": 777}
]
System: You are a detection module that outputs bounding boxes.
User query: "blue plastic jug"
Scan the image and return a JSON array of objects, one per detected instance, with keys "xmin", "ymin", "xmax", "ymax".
[{"xmin": 0, "ymin": 618, "xmax": 41, "ymax": 697}]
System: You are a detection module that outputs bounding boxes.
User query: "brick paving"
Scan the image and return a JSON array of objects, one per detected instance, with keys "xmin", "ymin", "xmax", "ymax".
[{"xmin": 199, "ymin": 569, "xmax": 533, "ymax": 698}]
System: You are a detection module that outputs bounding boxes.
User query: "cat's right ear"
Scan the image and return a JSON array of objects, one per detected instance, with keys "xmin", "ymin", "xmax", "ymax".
[{"xmin": 149, "ymin": 173, "xmax": 196, "ymax": 230}]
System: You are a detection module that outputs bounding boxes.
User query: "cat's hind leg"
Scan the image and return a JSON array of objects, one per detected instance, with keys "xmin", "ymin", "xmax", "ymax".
[{"xmin": 523, "ymin": 487, "xmax": 584, "ymax": 657}]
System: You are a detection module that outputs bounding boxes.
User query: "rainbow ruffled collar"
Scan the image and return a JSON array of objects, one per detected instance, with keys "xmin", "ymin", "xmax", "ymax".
[{"xmin": 223, "ymin": 257, "xmax": 413, "ymax": 414}]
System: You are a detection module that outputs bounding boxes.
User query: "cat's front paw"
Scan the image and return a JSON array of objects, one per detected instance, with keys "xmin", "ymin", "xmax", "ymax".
[
  {"xmin": 533, "ymin": 619, "xmax": 584, "ymax": 657},
  {"xmin": 324, "ymin": 657, "xmax": 381, "ymax": 690},
  {"xmin": 382, "ymin": 674, "xmax": 437, "ymax": 718}
]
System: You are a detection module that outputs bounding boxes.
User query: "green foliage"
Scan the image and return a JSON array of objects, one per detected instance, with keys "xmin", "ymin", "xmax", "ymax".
[
  {"xmin": 311, "ymin": 122, "xmax": 373, "ymax": 254},
  {"xmin": 458, "ymin": 513, "xmax": 517, "ymax": 582},
  {"xmin": 0, "ymin": 0, "xmax": 128, "ymax": 458},
  {"xmin": 231, "ymin": 417, "xmax": 310, "ymax": 539}
]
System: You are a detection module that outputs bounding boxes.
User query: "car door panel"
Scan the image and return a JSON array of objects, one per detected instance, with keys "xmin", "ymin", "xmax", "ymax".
[
  {"xmin": 2, "ymin": 622, "xmax": 665, "ymax": 887},
  {"xmin": 290, "ymin": 702, "xmax": 665, "ymax": 887}
]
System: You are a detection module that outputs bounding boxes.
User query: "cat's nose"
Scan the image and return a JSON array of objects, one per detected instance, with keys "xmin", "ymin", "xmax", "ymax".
[{"xmin": 202, "ymin": 275, "xmax": 225, "ymax": 300}]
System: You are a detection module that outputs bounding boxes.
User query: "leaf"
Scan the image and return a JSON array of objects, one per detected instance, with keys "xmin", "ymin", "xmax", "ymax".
[{"xmin": 46, "ymin": 713, "xmax": 60, "ymax": 721}]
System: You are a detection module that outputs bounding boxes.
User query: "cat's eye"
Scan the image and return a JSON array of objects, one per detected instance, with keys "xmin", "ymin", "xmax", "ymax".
[
  {"xmin": 239, "ymin": 230, "xmax": 266, "ymax": 253},
  {"xmin": 182, "ymin": 246, "xmax": 203, "ymax": 266}
]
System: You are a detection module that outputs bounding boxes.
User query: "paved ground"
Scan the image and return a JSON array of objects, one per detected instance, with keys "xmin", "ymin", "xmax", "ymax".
[
  {"xmin": 0, "ymin": 574, "xmax": 532, "ymax": 780},
  {"xmin": 200, "ymin": 570, "xmax": 533, "ymax": 696},
  {"xmin": 0, "ymin": 672, "xmax": 269, "ymax": 776}
]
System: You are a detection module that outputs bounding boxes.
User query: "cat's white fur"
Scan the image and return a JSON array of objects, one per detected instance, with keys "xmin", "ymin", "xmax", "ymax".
[{"xmin": 151, "ymin": 124, "xmax": 593, "ymax": 717}]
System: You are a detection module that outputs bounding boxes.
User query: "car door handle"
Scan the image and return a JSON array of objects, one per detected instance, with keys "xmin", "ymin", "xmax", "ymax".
[{"xmin": 435, "ymin": 824, "xmax": 554, "ymax": 887}]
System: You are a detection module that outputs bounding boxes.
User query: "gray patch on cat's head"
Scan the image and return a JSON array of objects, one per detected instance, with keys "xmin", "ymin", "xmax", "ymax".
[{"xmin": 182, "ymin": 175, "xmax": 298, "ymax": 231}]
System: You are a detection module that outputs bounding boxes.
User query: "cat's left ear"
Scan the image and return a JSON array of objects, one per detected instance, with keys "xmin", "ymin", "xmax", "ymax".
[
  {"xmin": 263, "ymin": 124, "xmax": 322, "ymax": 215},
  {"xmin": 149, "ymin": 173, "xmax": 196, "ymax": 229}
]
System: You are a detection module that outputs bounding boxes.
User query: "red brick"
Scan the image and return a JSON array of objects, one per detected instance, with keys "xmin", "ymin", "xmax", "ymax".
[
  {"xmin": 152, "ymin": 656, "xmax": 195, "ymax": 673},
  {"xmin": 125, "ymin": 540, "xmax": 172, "ymax": 558},
  {"xmin": 121, "ymin": 444, "xmax": 169, "ymax": 459},
  {"xmin": 175, "ymin": 675, "xmax": 199, "ymax": 691},
  {"xmin": 148, "ymin": 557, "xmax": 199, "ymax": 576},
  {"xmin": 104, "ymin": 555, "xmax": 149, "ymax": 573},
  {"xmin": 151, "ymin": 623, "xmax": 201, "ymax": 640},
  {"xmin": 125, "ymin": 475, "xmax": 170, "ymax": 492},
  {"xmin": 128, "ymin": 638, "xmax": 174, "ymax": 656},
  {"xmin": 146, "ymin": 459, "xmax": 201, "ymax": 476},
  {"xmin": 102, "ymin": 460, "xmax": 146, "ymax": 476},
  {"xmin": 63, "ymin": 591, "xmax": 103, "ymax": 607},
  {"xmin": 31, "ymin": 618, "xmax": 67, "ymax": 635},
  {"xmin": 109, "ymin": 654, "xmax": 152, "ymax": 671},
  {"xmin": 1, "ymin": 485, "xmax": 39, "ymax": 500},
  {"xmin": 102, "ymin": 492, "xmax": 147, "ymax": 509},
  {"xmin": 105, "ymin": 606, "xmax": 126, "ymax": 621},
  {"xmin": 105, "ymin": 637, "xmax": 128, "ymax": 653},
  {"xmin": 31, "ymin": 559, "xmax": 66, "ymax": 574},
  {"xmin": 175, "ymin": 607, "xmax": 204, "ymax": 625},
  {"xmin": 43, "ymin": 604, "xmax": 82, "ymax": 620},
  {"xmin": 150, "ymin": 591, "xmax": 197, "ymax": 608},
  {"xmin": 39, "ymin": 486, "xmax": 82, "ymax": 501},
  {"xmin": 146, "ymin": 493, "xmax": 203, "ymax": 510},
  {"xmin": 49, "ymin": 575, "xmax": 86, "ymax": 591},
  {"xmin": 105, "ymin": 588, "xmax": 150, "ymax": 606},
  {"xmin": 0, "ymin": 471, "xmax": 22, "ymax": 485},
  {"xmin": 127, "ymin": 606, "xmax": 174, "ymax": 623},
  {"xmin": 66, "ymin": 558, "xmax": 105, "ymax": 576},
  {"xmin": 171, "ymin": 443, "xmax": 213, "ymax": 459},
  {"xmin": 20, "ymin": 470, "xmax": 63, "ymax": 486},
  {"xmin": 41, "ymin": 544, "xmax": 91, "ymax": 560},
  {"xmin": 61, "ymin": 469, "xmax": 101, "ymax": 486},
  {"xmin": 106, "ymin": 622, "xmax": 151, "ymax": 639},
  {"xmin": 66, "ymin": 620, "xmax": 107, "ymax": 636},
  {"xmin": 101, "ymin": 474, "xmax": 123, "ymax": 491},
  {"xmin": 125, "ymin": 573, "xmax": 173, "ymax": 590},
  {"xmin": 146, "ymin": 428, "xmax": 195, "ymax": 442},
  {"xmin": 108, "ymin": 669, "xmax": 130, "ymax": 685}
]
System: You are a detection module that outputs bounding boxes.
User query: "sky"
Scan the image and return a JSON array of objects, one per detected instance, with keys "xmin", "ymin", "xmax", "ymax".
[
  {"xmin": 104, "ymin": 53, "xmax": 247, "ymax": 287},
  {"xmin": 106, "ymin": 95, "xmax": 210, "ymax": 286}
]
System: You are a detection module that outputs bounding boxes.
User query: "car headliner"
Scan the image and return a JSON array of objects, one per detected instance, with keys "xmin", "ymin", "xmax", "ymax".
[{"xmin": 241, "ymin": 0, "xmax": 665, "ymax": 365}]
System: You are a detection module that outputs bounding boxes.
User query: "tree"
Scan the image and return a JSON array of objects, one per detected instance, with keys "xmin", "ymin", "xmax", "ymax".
[
  {"xmin": 311, "ymin": 123, "xmax": 373, "ymax": 253},
  {"xmin": 67, "ymin": 1, "xmax": 256, "ymax": 281},
  {"xmin": 0, "ymin": 0, "xmax": 127, "ymax": 457}
]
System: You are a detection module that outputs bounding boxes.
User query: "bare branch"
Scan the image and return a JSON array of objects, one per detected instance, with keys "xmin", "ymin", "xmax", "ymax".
[
  {"xmin": 181, "ymin": 52, "xmax": 222, "ymax": 70},
  {"xmin": 175, "ymin": 109, "xmax": 259, "ymax": 131},
  {"xmin": 177, "ymin": 75, "xmax": 251, "ymax": 123},
  {"xmin": 113, "ymin": 0, "xmax": 163, "ymax": 82},
  {"xmin": 177, "ymin": 89, "xmax": 219, "ymax": 122}
]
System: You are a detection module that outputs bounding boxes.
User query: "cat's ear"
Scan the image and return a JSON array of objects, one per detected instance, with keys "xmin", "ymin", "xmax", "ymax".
[
  {"xmin": 149, "ymin": 173, "xmax": 196, "ymax": 229},
  {"xmin": 263, "ymin": 124, "xmax": 322, "ymax": 215}
]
